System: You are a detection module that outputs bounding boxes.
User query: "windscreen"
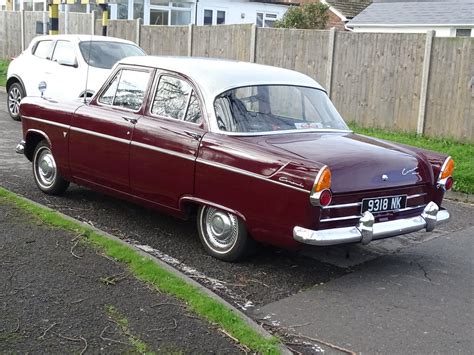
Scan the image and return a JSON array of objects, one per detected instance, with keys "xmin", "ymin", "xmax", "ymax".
[
  {"xmin": 79, "ymin": 41, "xmax": 145, "ymax": 69},
  {"xmin": 214, "ymin": 85, "xmax": 349, "ymax": 133}
]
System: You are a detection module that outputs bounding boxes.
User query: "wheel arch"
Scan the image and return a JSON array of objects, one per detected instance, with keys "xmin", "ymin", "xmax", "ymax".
[
  {"xmin": 6, "ymin": 75, "xmax": 27, "ymax": 95},
  {"xmin": 179, "ymin": 196, "xmax": 248, "ymax": 223},
  {"xmin": 24, "ymin": 130, "xmax": 51, "ymax": 161}
]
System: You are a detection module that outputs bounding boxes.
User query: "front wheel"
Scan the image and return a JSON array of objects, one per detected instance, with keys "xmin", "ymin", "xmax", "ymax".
[
  {"xmin": 32, "ymin": 141, "xmax": 69, "ymax": 195},
  {"xmin": 7, "ymin": 82, "xmax": 24, "ymax": 121},
  {"xmin": 197, "ymin": 205, "xmax": 255, "ymax": 262}
]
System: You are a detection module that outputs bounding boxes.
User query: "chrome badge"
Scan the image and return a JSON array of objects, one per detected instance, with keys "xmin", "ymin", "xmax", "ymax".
[
  {"xmin": 382, "ymin": 174, "xmax": 389, "ymax": 181},
  {"xmin": 402, "ymin": 167, "xmax": 419, "ymax": 176}
]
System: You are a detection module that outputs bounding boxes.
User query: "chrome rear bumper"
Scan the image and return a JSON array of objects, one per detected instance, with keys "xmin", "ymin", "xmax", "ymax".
[
  {"xmin": 293, "ymin": 201, "xmax": 449, "ymax": 246},
  {"xmin": 16, "ymin": 140, "xmax": 25, "ymax": 154}
]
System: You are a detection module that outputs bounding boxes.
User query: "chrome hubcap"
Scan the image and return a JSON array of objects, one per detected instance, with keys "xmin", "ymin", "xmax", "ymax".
[
  {"xmin": 8, "ymin": 87, "xmax": 22, "ymax": 116},
  {"xmin": 35, "ymin": 148, "xmax": 57, "ymax": 188},
  {"xmin": 203, "ymin": 208, "xmax": 239, "ymax": 252}
]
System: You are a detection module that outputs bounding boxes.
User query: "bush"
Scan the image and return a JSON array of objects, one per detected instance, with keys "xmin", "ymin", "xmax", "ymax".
[{"xmin": 274, "ymin": 3, "xmax": 330, "ymax": 29}]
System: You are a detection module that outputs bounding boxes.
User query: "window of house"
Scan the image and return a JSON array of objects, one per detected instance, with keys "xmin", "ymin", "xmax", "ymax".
[
  {"xmin": 99, "ymin": 69, "xmax": 150, "ymax": 111},
  {"xmin": 256, "ymin": 12, "xmax": 277, "ymax": 28},
  {"xmin": 456, "ymin": 29, "xmax": 471, "ymax": 37},
  {"xmin": 152, "ymin": 75, "xmax": 202, "ymax": 123},
  {"xmin": 33, "ymin": 40, "xmax": 53, "ymax": 59},
  {"xmin": 149, "ymin": 1, "xmax": 192, "ymax": 25},
  {"xmin": 203, "ymin": 8, "xmax": 226, "ymax": 25}
]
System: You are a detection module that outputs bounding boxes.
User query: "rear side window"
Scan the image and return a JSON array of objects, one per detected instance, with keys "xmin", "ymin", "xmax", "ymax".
[
  {"xmin": 33, "ymin": 40, "xmax": 53, "ymax": 59},
  {"xmin": 151, "ymin": 75, "xmax": 202, "ymax": 123}
]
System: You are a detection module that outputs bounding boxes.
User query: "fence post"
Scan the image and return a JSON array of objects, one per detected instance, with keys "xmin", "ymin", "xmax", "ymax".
[
  {"xmin": 42, "ymin": 11, "xmax": 48, "ymax": 35},
  {"xmin": 249, "ymin": 24, "xmax": 257, "ymax": 63},
  {"xmin": 188, "ymin": 23, "xmax": 193, "ymax": 56},
  {"xmin": 136, "ymin": 18, "xmax": 142, "ymax": 46},
  {"xmin": 326, "ymin": 27, "xmax": 336, "ymax": 98},
  {"xmin": 417, "ymin": 30, "xmax": 434, "ymax": 136},
  {"xmin": 20, "ymin": 10, "xmax": 25, "ymax": 51},
  {"xmin": 64, "ymin": 4, "xmax": 69, "ymax": 34},
  {"xmin": 91, "ymin": 11, "xmax": 96, "ymax": 35}
]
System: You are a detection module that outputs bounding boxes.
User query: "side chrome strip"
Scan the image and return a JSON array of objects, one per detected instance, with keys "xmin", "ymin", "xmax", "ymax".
[
  {"xmin": 25, "ymin": 116, "xmax": 70, "ymax": 129},
  {"xmin": 70, "ymin": 127, "xmax": 130, "ymax": 145},
  {"xmin": 131, "ymin": 141, "xmax": 196, "ymax": 161},
  {"xmin": 197, "ymin": 158, "xmax": 310, "ymax": 194}
]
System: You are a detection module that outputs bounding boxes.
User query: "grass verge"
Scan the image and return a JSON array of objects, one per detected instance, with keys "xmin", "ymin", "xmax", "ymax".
[
  {"xmin": 0, "ymin": 187, "xmax": 281, "ymax": 354},
  {"xmin": 0, "ymin": 60, "xmax": 9, "ymax": 87},
  {"xmin": 349, "ymin": 123, "xmax": 474, "ymax": 194}
]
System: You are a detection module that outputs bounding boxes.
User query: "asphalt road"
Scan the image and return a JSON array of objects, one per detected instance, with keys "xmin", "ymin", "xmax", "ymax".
[{"xmin": 1, "ymin": 92, "xmax": 473, "ymax": 354}]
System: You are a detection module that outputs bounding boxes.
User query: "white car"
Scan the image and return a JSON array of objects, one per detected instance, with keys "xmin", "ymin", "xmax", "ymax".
[{"xmin": 6, "ymin": 34, "xmax": 145, "ymax": 120}]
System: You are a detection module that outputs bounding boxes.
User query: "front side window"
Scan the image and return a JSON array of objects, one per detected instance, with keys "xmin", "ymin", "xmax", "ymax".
[
  {"xmin": 214, "ymin": 85, "xmax": 348, "ymax": 133},
  {"xmin": 33, "ymin": 40, "xmax": 54, "ymax": 59},
  {"xmin": 152, "ymin": 75, "xmax": 202, "ymax": 123},
  {"xmin": 99, "ymin": 69, "xmax": 150, "ymax": 111},
  {"xmin": 52, "ymin": 41, "xmax": 77, "ymax": 66},
  {"xmin": 79, "ymin": 41, "xmax": 145, "ymax": 69}
]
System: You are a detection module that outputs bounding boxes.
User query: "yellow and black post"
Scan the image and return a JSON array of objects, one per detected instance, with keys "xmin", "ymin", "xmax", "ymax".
[
  {"xmin": 49, "ymin": 0, "xmax": 60, "ymax": 35},
  {"xmin": 98, "ymin": 0, "xmax": 109, "ymax": 36}
]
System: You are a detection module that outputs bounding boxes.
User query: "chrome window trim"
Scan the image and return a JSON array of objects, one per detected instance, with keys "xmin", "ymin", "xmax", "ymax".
[
  {"xmin": 25, "ymin": 116, "xmax": 70, "ymax": 129},
  {"xmin": 196, "ymin": 158, "xmax": 310, "ymax": 194},
  {"xmin": 131, "ymin": 141, "xmax": 196, "ymax": 161},
  {"xmin": 211, "ymin": 129, "xmax": 353, "ymax": 137}
]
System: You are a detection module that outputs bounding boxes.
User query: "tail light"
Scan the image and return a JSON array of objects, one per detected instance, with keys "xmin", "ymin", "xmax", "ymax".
[
  {"xmin": 310, "ymin": 165, "xmax": 332, "ymax": 207},
  {"xmin": 437, "ymin": 156, "xmax": 454, "ymax": 191}
]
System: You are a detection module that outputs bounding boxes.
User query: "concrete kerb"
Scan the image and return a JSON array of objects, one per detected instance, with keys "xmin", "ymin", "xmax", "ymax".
[
  {"xmin": 445, "ymin": 190, "xmax": 474, "ymax": 204},
  {"xmin": 6, "ymin": 190, "xmax": 292, "ymax": 355}
]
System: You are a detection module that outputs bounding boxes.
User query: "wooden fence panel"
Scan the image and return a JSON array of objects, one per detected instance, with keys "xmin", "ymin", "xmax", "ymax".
[
  {"xmin": 255, "ymin": 28, "xmax": 329, "ymax": 87},
  {"xmin": 0, "ymin": 11, "xmax": 22, "ymax": 58},
  {"xmin": 424, "ymin": 37, "xmax": 473, "ymax": 142},
  {"xmin": 192, "ymin": 24, "xmax": 252, "ymax": 61},
  {"xmin": 24, "ymin": 11, "xmax": 47, "ymax": 46},
  {"xmin": 140, "ymin": 25, "xmax": 188, "ymax": 56},
  {"xmin": 108, "ymin": 20, "xmax": 137, "ymax": 42},
  {"xmin": 331, "ymin": 32, "xmax": 426, "ymax": 132}
]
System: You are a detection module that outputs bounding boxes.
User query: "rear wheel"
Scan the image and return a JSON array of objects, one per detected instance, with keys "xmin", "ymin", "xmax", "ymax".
[
  {"xmin": 197, "ymin": 205, "xmax": 255, "ymax": 262},
  {"xmin": 32, "ymin": 141, "xmax": 69, "ymax": 195},
  {"xmin": 7, "ymin": 82, "xmax": 24, "ymax": 121}
]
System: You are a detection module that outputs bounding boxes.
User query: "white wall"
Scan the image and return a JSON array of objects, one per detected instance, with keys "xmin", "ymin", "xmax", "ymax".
[
  {"xmin": 196, "ymin": 0, "xmax": 288, "ymax": 26},
  {"xmin": 350, "ymin": 26, "xmax": 474, "ymax": 37}
]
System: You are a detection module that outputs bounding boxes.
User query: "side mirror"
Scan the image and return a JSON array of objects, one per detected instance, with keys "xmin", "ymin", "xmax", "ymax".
[{"xmin": 57, "ymin": 57, "xmax": 78, "ymax": 68}]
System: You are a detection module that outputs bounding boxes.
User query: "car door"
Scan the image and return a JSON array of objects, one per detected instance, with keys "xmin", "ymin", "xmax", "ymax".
[
  {"xmin": 22, "ymin": 39, "xmax": 55, "ymax": 97},
  {"xmin": 46, "ymin": 40, "xmax": 83, "ymax": 100},
  {"xmin": 69, "ymin": 67, "xmax": 152, "ymax": 193},
  {"xmin": 130, "ymin": 73, "xmax": 206, "ymax": 208}
]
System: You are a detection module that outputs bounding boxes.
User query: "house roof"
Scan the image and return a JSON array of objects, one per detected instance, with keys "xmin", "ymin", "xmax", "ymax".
[
  {"xmin": 324, "ymin": 0, "xmax": 373, "ymax": 19},
  {"xmin": 348, "ymin": 0, "xmax": 474, "ymax": 27}
]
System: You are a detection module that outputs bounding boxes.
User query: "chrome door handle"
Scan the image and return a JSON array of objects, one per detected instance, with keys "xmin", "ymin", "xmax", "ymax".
[
  {"xmin": 122, "ymin": 116, "xmax": 138, "ymax": 124},
  {"xmin": 184, "ymin": 131, "xmax": 202, "ymax": 141}
]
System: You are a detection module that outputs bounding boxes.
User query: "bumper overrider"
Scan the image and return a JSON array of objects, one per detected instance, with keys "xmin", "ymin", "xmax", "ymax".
[
  {"xmin": 16, "ymin": 140, "xmax": 25, "ymax": 154},
  {"xmin": 294, "ymin": 201, "xmax": 450, "ymax": 246}
]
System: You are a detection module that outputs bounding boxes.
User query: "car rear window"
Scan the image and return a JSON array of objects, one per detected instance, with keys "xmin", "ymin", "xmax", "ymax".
[
  {"xmin": 79, "ymin": 41, "xmax": 145, "ymax": 69},
  {"xmin": 33, "ymin": 40, "xmax": 54, "ymax": 59}
]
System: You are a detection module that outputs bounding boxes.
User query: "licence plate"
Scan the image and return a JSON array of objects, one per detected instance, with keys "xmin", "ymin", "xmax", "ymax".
[{"xmin": 361, "ymin": 195, "xmax": 407, "ymax": 213}]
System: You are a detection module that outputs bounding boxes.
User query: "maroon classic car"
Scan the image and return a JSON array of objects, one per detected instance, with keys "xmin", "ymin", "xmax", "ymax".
[{"xmin": 16, "ymin": 56, "xmax": 453, "ymax": 261}]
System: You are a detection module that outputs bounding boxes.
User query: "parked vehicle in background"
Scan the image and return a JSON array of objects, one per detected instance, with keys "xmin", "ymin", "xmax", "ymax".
[
  {"xmin": 6, "ymin": 34, "xmax": 145, "ymax": 120},
  {"xmin": 16, "ymin": 57, "xmax": 453, "ymax": 261}
]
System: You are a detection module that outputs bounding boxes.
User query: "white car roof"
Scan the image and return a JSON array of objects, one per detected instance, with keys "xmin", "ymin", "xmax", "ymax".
[
  {"xmin": 29, "ymin": 34, "xmax": 137, "ymax": 46},
  {"xmin": 118, "ymin": 56, "xmax": 325, "ymax": 98}
]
